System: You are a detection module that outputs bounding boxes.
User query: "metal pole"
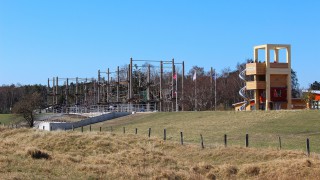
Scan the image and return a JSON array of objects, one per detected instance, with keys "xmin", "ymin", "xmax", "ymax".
[
  {"xmin": 56, "ymin": 76, "xmax": 58, "ymax": 107},
  {"xmin": 94, "ymin": 79, "xmax": 97, "ymax": 105},
  {"xmin": 66, "ymin": 78, "xmax": 69, "ymax": 112},
  {"xmin": 130, "ymin": 58, "xmax": 133, "ymax": 111},
  {"xmin": 127, "ymin": 64, "xmax": 130, "ymax": 104},
  {"xmin": 47, "ymin": 78, "xmax": 50, "ymax": 108},
  {"xmin": 53, "ymin": 77, "xmax": 55, "ymax": 108},
  {"xmin": 215, "ymin": 69, "xmax": 217, "ymax": 111},
  {"xmin": 160, "ymin": 61, "xmax": 163, "ymax": 112},
  {"xmin": 172, "ymin": 58, "xmax": 174, "ymax": 111},
  {"xmin": 175, "ymin": 65, "xmax": 178, "ymax": 112},
  {"xmin": 117, "ymin": 66, "xmax": 120, "ymax": 103},
  {"xmin": 76, "ymin": 77, "xmax": 78, "ymax": 106},
  {"xmin": 107, "ymin": 68, "xmax": 110, "ymax": 104},
  {"xmin": 194, "ymin": 71, "xmax": 197, "ymax": 111},
  {"xmin": 182, "ymin": 61, "xmax": 184, "ymax": 111},
  {"xmin": 98, "ymin": 70, "xmax": 101, "ymax": 104},
  {"xmin": 147, "ymin": 64, "xmax": 150, "ymax": 111},
  {"xmin": 84, "ymin": 78, "xmax": 87, "ymax": 105},
  {"xmin": 211, "ymin": 67, "xmax": 213, "ymax": 110}
]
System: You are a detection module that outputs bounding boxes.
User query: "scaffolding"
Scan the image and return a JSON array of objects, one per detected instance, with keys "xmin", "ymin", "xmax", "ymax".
[{"xmin": 47, "ymin": 58, "xmax": 185, "ymax": 113}]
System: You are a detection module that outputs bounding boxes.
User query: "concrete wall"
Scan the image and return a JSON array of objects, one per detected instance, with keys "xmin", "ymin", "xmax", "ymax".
[{"xmin": 37, "ymin": 112, "xmax": 130, "ymax": 131}]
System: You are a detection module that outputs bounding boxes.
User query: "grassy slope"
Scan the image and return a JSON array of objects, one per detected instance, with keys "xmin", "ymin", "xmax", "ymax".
[
  {"xmin": 82, "ymin": 110, "xmax": 320, "ymax": 152},
  {"xmin": 0, "ymin": 127, "xmax": 320, "ymax": 179}
]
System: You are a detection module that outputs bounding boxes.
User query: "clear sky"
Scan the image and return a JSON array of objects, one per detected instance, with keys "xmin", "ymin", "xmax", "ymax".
[{"xmin": 0, "ymin": 0, "xmax": 319, "ymax": 88}]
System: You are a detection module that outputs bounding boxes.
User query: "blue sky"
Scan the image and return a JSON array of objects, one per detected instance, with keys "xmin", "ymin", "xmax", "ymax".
[{"xmin": 0, "ymin": 1, "xmax": 319, "ymax": 88}]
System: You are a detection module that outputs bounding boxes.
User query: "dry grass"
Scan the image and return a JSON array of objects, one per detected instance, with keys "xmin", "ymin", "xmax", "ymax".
[{"xmin": 0, "ymin": 127, "xmax": 320, "ymax": 179}]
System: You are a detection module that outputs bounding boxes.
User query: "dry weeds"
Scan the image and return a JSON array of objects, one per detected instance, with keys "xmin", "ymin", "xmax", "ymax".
[{"xmin": 0, "ymin": 127, "xmax": 320, "ymax": 179}]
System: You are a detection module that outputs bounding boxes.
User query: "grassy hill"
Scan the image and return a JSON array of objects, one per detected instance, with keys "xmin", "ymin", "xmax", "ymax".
[
  {"xmin": 0, "ymin": 114, "xmax": 24, "ymax": 126},
  {"xmin": 0, "ymin": 127, "xmax": 320, "ymax": 179},
  {"xmin": 80, "ymin": 110, "xmax": 320, "ymax": 153}
]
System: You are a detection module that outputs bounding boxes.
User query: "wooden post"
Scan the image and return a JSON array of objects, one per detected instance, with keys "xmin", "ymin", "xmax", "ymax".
[
  {"xmin": 100, "ymin": 127, "xmax": 102, "ymax": 132},
  {"xmin": 43, "ymin": 126, "xmax": 45, "ymax": 130},
  {"xmin": 123, "ymin": 127, "xmax": 125, "ymax": 134},
  {"xmin": 245, "ymin": 134, "xmax": 249, "ymax": 147},
  {"xmin": 72, "ymin": 125, "xmax": 74, "ymax": 131},
  {"xmin": 89, "ymin": 125, "xmax": 91, "ymax": 132},
  {"xmin": 180, "ymin": 132, "xmax": 184, "ymax": 145},
  {"xmin": 164, "ymin": 129, "xmax": 166, "ymax": 140},
  {"xmin": 278, "ymin": 136, "xmax": 282, "ymax": 150},
  {"xmin": 81, "ymin": 126, "xmax": 83, "ymax": 132},
  {"xmin": 148, "ymin": 128, "xmax": 151, "ymax": 138},
  {"xmin": 50, "ymin": 126, "xmax": 52, "ymax": 131},
  {"xmin": 224, "ymin": 134, "xmax": 227, "ymax": 147},
  {"xmin": 135, "ymin": 128, "xmax": 138, "ymax": 134},
  {"xmin": 306, "ymin": 138, "xmax": 310, "ymax": 157},
  {"xmin": 200, "ymin": 134, "xmax": 204, "ymax": 149}
]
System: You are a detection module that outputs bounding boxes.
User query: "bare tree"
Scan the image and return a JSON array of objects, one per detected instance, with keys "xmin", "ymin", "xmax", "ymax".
[{"xmin": 12, "ymin": 92, "xmax": 43, "ymax": 127}]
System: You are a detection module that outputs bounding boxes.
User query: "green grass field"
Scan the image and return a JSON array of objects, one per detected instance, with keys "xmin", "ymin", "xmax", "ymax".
[
  {"xmin": 78, "ymin": 110, "xmax": 320, "ymax": 153},
  {"xmin": 0, "ymin": 114, "xmax": 24, "ymax": 126}
]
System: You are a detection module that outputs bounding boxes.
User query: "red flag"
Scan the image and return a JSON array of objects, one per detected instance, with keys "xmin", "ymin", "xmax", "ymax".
[{"xmin": 173, "ymin": 73, "xmax": 177, "ymax": 80}]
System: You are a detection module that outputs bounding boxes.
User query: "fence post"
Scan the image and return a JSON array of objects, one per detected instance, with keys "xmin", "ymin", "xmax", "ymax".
[
  {"xmin": 306, "ymin": 138, "xmax": 310, "ymax": 157},
  {"xmin": 72, "ymin": 125, "xmax": 74, "ymax": 131},
  {"xmin": 278, "ymin": 136, "xmax": 282, "ymax": 150},
  {"xmin": 224, "ymin": 134, "xmax": 227, "ymax": 147},
  {"xmin": 50, "ymin": 126, "xmax": 52, "ymax": 131},
  {"xmin": 245, "ymin": 133, "xmax": 249, "ymax": 147},
  {"xmin": 200, "ymin": 134, "xmax": 204, "ymax": 149},
  {"xmin": 89, "ymin": 125, "xmax": 91, "ymax": 132},
  {"xmin": 180, "ymin": 132, "xmax": 184, "ymax": 145},
  {"xmin": 100, "ymin": 127, "xmax": 102, "ymax": 132},
  {"xmin": 164, "ymin": 129, "xmax": 166, "ymax": 141},
  {"xmin": 43, "ymin": 126, "xmax": 45, "ymax": 130},
  {"xmin": 148, "ymin": 128, "xmax": 151, "ymax": 138},
  {"xmin": 135, "ymin": 128, "xmax": 138, "ymax": 134},
  {"xmin": 123, "ymin": 127, "xmax": 125, "ymax": 134}
]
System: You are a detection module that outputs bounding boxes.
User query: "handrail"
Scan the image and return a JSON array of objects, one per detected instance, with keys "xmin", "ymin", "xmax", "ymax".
[{"xmin": 238, "ymin": 69, "xmax": 250, "ymax": 111}]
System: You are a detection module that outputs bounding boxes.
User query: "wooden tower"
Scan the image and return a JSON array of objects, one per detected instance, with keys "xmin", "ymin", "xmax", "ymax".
[{"xmin": 246, "ymin": 44, "xmax": 292, "ymax": 110}]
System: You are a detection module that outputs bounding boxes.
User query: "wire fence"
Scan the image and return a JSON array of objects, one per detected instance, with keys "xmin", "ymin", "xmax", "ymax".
[
  {"xmin": 70, "ymin": 125, "xmax": 320, "ymax": 155},
  {"xmin": 5, "ymin": 123, "xmax": 319, "ymax": 155}
]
